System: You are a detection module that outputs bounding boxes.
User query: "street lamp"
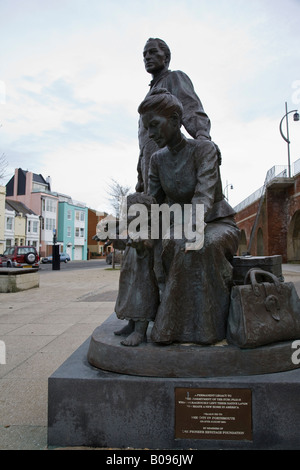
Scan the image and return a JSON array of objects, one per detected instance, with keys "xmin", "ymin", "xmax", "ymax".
[
  {"xmin": 224, "ymin": 181, "xmax": 234, "ymax": 201},
  {"xmin": 279, "ymin": 102, "xmax": 299, "ymax": 177}
]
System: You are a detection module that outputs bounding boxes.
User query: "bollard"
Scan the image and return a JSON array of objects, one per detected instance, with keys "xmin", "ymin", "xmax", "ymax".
[{"xmin": 52, "ymin": 244, "xmax": 60, "ymax": 271}]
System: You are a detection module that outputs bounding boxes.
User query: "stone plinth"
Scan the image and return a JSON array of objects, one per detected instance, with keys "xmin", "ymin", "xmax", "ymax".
[
  {"xmin": 0, "ymin": 268, "xmax": 39, "ymax": 293},
  {"xmin": 87, "ymin": 314, "xmax": 300, "ymax": 378},
  {"xmin": 48, "ymin": 317, "xmax": 300, "ymax": 450}
]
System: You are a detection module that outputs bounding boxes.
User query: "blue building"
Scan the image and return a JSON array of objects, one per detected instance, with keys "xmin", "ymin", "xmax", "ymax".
[{"xmin": 57, "ymin": 196, "xmax": 88, "ymax": 261}]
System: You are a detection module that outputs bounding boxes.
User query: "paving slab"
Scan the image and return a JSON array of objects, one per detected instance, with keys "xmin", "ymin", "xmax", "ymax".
[
  {"xmin": 0, "ymin": 263, "xmax": 118, "ymax": 450},
  {"xmin": 0, "ymin": 263, "xmax": 299, "ymax": 450}
]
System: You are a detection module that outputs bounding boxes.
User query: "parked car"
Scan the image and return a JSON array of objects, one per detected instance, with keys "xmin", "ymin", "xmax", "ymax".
[
  {"xmin": 41, "ymin": 253, "xmax": 71, "ymax": 263},
  {"xmin": 59, "ymin": 253, "xmax": 71, "ymax": 263},
  {"xmin": 0, "ymin": 246, "xmax": 40, "ymax": 268},
  {"xmin": 105, "ymin": 250, "xmax": 123, "ymax": 265}
]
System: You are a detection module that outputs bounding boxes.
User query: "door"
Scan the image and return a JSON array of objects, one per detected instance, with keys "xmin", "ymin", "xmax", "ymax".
[{"xmin": 74, "ymin": 246, "xmax": 82, "ymax": 260}]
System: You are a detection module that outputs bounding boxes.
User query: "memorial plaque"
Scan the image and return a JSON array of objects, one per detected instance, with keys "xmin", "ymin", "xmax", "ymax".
[{"xmin": 175, "ymin": 388, "xmax": 252, "ymax": 441}]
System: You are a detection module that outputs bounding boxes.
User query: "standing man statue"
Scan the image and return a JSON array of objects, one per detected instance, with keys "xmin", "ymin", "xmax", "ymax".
[
  {"xmin": 135, "ymin": 38, "xmax": 215, "ymax": 293},
  {"xmin": 136, "ymin": 37, "xmax": 212, "ymax": 194}
]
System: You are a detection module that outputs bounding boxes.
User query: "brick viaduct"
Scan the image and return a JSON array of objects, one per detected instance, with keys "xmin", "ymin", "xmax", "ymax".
[{"xmin": 235, "ymin": 163, "xmax": 300, "ymax": 263}]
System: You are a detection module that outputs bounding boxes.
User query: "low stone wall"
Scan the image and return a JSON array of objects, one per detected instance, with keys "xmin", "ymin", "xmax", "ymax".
[{"xmin": 0, "ymin": 268, "xmax": 39, "ymax": 293}]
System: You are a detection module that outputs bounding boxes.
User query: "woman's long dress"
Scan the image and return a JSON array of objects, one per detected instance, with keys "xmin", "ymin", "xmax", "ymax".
[{"xmin": 148, "ymin": 136, "xmax": 240, "ymax": 344}]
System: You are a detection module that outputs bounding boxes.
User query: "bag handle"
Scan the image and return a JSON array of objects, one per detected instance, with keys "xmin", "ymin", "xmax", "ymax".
[{"xmin": 244, "ymin": 268, "xmax": 281, "ymax": 296}]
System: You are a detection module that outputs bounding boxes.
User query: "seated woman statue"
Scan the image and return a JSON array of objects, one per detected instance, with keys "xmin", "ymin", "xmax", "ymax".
[{"xmin": 138, "ymin": 88, "xmax": 240, "ymax": 345}]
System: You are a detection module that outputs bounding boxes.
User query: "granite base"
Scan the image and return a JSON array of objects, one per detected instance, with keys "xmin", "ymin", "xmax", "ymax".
[{"xmin": 48, "ymin": 337, "xmax": 300, "ymax": 450}]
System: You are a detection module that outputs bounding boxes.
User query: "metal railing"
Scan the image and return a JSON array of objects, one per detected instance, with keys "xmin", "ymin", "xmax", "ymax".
[{"xmin": 234, "ymin": 158, "xmax": 300, "ymax": 213}]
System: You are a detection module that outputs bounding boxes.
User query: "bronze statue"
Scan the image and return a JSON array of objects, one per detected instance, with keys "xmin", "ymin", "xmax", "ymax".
[
  {"xmin": 107, "ymin": 89, "xmax": 238, "ymax": 347},
  {"xmin": 136, "ymin": 38, "xmax": 212, "ymax": 194},
  {"xmin": 113, "ymin": 193, "xmax": 159, "ymax": 346},
  {"xmin": 136, "ymin": 38, "xmax": 215, "ymax": 294},
  {"xmin": 88, "ymin": 41, "xmax": 300, "ymax": 384},
  {"xmin": 99, "ymin": 41, "xmax": 239, "ymax": 347},
  {"xmin": 138, "ymin": 89, "xmax": 240, "ymax": 344}
]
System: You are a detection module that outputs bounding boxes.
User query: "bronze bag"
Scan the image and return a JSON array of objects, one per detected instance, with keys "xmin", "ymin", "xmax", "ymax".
[{"xmin": 227, "ymin": 268, "xmax": 300, "ymax": 348}]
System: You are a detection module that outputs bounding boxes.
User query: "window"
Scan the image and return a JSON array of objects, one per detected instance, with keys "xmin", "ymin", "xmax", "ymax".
[
  {"xmin": 32, "ymin": 182, "xmax": 48, "ymax": 192},
  {"xmin": 46, "ymin": 199, "xmax": 56, "ymax": 213},
  {"xmin": 28, "ymin": 220, "xmax": 31, "ymax": 232},
  {"xmin": 18, "ymin": 246, "xmax": 35, "ymax": 255},
  {"xmin": 75, "ymin": 211, "xmax": 85, "ymax": 222},
  {"xmin": 67, "ymin": 210, "xmax": 72, "ymax": 220},
  {"xmin": 75, "ymin": 227, "xmax": 84, "ymax": 238},
  {"xmin": 32, "ymin": 221, "xmax": 38, "ymax": 233},
  {"xmin": 6, "ymin": 217, "xmax": 13, "ymax": 230},
  {"xmin": 45, "ymin": 218, "xmax": 56, "ymax": 231},
  {"xmin": 67, "ymin": 226, "xmax": 71, "ymax": 237}
]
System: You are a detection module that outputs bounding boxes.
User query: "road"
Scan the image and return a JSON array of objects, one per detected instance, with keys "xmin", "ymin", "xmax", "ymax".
[{"xmin": 38, "ymin": 259, "xmax": 121, "ymax": 273}]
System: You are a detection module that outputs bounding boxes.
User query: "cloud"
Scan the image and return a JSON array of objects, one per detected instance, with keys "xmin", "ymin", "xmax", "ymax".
[
  {"xmin": 1, "ymin": 0, "xmax": 300, "ymax": 212},
  {"xmin": 218, "ymin": 114, "xmax": 300, "ymax": 207},
  {"xmin": 39, "ymin": 138, "xmax": 139, "ymax": 213}
]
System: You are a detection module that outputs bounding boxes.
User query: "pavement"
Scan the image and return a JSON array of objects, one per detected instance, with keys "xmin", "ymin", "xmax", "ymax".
[
  {"xmin": 0, "ymin": 262, "xmax": 300, "ymax": 451},
  {"xmin": 0, "ymin": 261, "xmax": 120, "ymax": 450}
]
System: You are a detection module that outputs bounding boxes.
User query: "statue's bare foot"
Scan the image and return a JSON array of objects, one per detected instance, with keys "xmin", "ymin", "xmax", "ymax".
[
  {"xmin": 121, "ymin": 332, "xmax": 146, "ymax": 347},
  {"xmin": 114, "ymin": 320, "xmax": 134, "ymax": 336}
]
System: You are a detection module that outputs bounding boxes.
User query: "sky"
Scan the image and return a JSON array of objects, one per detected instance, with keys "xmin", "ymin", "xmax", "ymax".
[{"xmin": 1, "ymin": 0, "xmax": 300, "ymax": 214}]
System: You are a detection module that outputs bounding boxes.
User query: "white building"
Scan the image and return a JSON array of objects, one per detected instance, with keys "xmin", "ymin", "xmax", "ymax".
[{"xmin": 4, "ymin": 199, "xmax": 40, "ymax": 250}]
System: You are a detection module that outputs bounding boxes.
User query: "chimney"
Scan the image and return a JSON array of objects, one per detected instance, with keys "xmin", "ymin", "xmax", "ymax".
[{"xmin": 46, "ymin": 176, "xmax": 52, "ymax": 191}]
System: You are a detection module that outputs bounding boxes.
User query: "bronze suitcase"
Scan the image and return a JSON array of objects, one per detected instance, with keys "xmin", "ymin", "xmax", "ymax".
[{"xmin": 227, "ymin": 268, "xmax": 300, "ymax": 348}]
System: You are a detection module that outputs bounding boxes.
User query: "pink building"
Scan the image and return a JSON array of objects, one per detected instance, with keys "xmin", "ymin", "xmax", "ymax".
[{"xmin": 6, "ymin": 168, "xmax": 59, "ymax": 257}]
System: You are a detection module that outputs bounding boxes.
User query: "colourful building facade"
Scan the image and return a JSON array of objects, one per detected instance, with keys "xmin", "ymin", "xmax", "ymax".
[{"xmin": 57, "ymin": 200, "xmax": 88, "ymax": 261}]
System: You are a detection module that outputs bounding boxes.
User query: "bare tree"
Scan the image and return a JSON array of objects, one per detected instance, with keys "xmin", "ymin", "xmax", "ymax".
[
  {"xmin": 105, "ymin": 179, "xmax": 131, "ymax": 269},
  {"xmin": 0, "ymin": 153, "xmax": 8, "ymax": 182},
  {"xmin": 106, "ymin": 178, "xmax": 131, "ymax": 217}
]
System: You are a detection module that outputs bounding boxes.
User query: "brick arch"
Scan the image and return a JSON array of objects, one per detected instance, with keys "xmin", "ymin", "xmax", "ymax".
[
  {"xmin": 238, "ymin": 229, "xmax": 247, "ymax": 255},
  {"xmin": 287, "ymin": 210, "xmax": 300, "ymax": 262}
]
